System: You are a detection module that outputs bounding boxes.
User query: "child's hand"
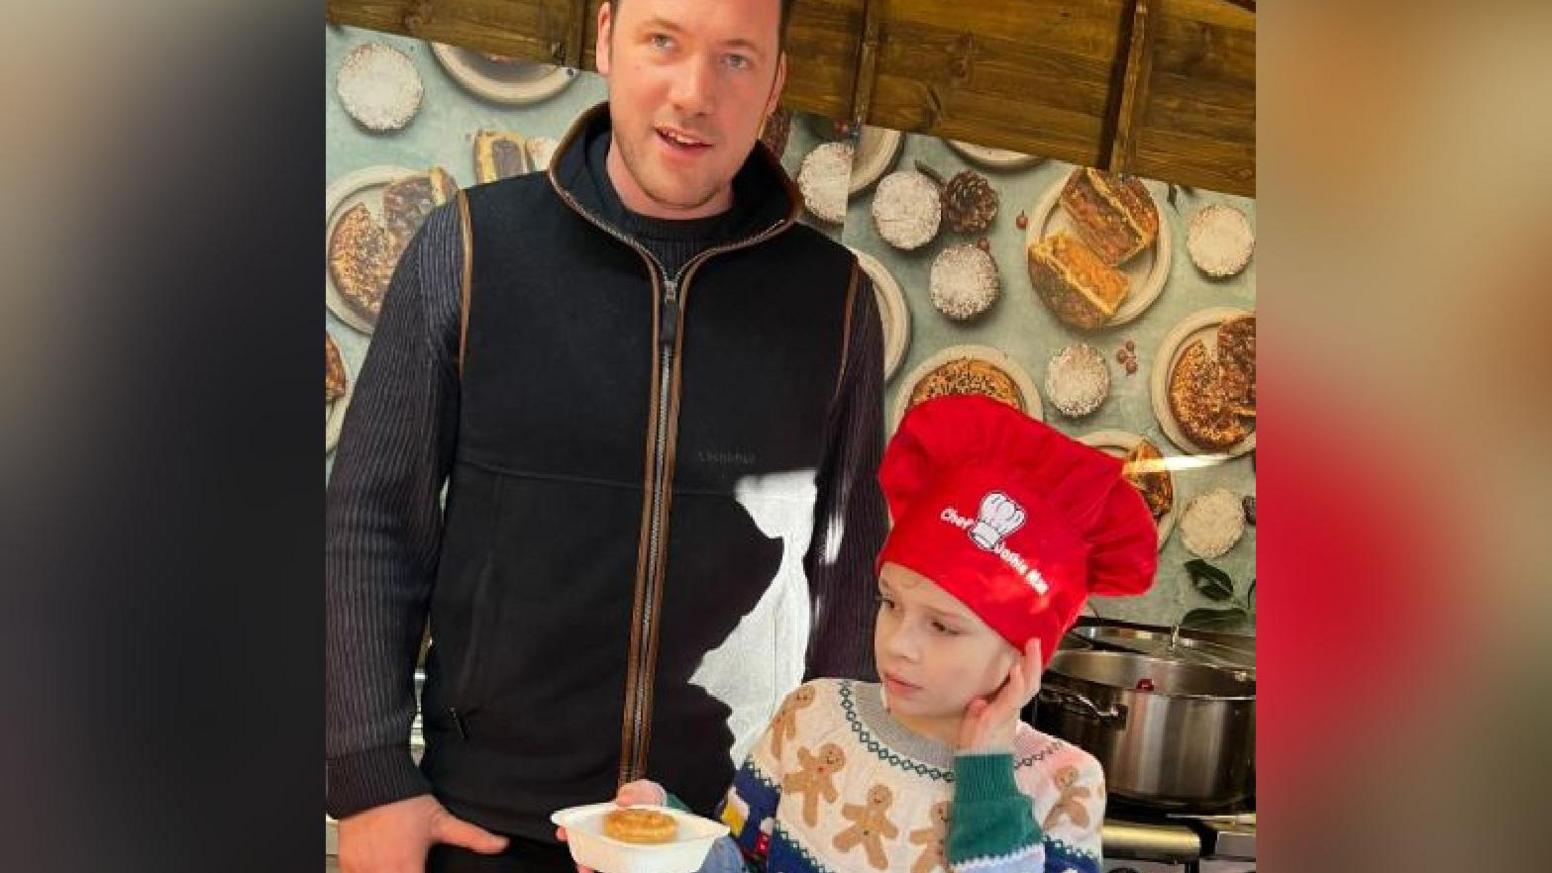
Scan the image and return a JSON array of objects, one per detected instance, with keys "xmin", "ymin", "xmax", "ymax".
[
  {"xmin": 956, "ymin": 638, "xmax": 1042, "ymax": 753},
  {"xmin": 554, "ymin": 780, "xmax": 671, "ymax": 873}
]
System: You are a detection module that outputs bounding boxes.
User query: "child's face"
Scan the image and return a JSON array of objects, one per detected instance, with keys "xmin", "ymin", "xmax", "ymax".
[{"xmin": 873, "ymin": 562, "xmax": 1018, "ymax": 724}]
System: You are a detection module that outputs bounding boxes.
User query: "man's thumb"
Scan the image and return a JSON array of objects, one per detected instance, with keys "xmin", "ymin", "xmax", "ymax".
[{"xmin": 432, "ymin": 810, "xmax": 510, "ymax": 855}]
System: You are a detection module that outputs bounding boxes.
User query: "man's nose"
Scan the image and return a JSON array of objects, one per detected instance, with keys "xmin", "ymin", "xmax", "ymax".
[{"xmin": 669, "ymin": 54, "xmax": 717, "ymax": 117}]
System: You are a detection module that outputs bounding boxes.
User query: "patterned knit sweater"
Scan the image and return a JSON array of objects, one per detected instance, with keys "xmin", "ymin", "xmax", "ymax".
[{"xmin": 701, "ymin": 678, "xmax": 1105, "ymax": 873}]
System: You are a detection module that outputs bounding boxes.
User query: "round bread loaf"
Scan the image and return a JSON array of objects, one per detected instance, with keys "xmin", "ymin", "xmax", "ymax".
[
  {"xmin": 798, "ymin": 142, "xmax": 853, "ymax": 225},
  {"xmin": 929, "ymin": 244, "xmax": 1000, "ymax": 321},
  {"xmin": 871, "ymin": 171, "xmax": 941, "ymax": 250},
  {"xmin": 336, "ymin": 42, "xmax": 423, "ymax": 132}
]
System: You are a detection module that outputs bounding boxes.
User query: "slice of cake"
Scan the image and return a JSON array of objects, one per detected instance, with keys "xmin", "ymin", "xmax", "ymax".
[
  {"xmin": 1026, "ymin": 233, "xmax": 1130, "ymax": 331},
  {"xmin": 473, "ymin": 131, "xmax": 527, "ymax": 183},
  {"xmin": 1058, "ymin": 168, "xmax": 1159, "ymax": 266}
]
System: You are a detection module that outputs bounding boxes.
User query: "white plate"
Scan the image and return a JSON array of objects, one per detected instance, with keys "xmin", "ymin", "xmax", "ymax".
[
  {"xmin": 325, "ymin": 165, "xmax": 423, "ymax": 336},
  {"xmin": 849, "ymin": 248, "xmax": 911, "ymax": 382},
  {"xmin": 947, "ymin": 139, "xmax": 1043, "ymax": 170},
  {"xmin": 849, "ymin": 127, "xmax": 904, "ymax": 196},
  {"xmin": 892, "ymin": 343, "xmax": 1043, "ymax": 433},
  {"xmin": 1150, "ymin": 307, "xmax": 1256, "ymax": 458},
  {"xmin": 1025, "ymin": 172, "xmax": 1173, "ymax": 328},
  {"xmin": 326, "ymin": 333, "xmax": 356, "ymax": 456},
  {"xmin": 430, "ymin": 43, "xmax": 578, "ymax": 104},
  {"xmin": 550, "ymin": 803, "xmax": 728, "ymax": 873},
  {"xmin": 1077, "ymin": 429, "xmax": 1177, "ymax": 550}
]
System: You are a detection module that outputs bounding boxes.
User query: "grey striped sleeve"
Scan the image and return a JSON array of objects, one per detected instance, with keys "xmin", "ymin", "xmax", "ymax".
[
  {"xmin": 803, "ymin": 271, "xmax": 888, "ymax": 682},
  {"xmin": 325, "ymin": 203, "xmax": 462, "ymax": 818}
]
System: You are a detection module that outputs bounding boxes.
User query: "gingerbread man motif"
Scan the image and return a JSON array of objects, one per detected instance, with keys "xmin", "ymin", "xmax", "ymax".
[
  {"xmin": 768, "ymin": 685, "xmax": 817, "ymax": 759},
  {"xmin": 781, "ymin": 743, "xmax": 846, "ymax": 827},
  {"xmin": 906, "ymin": 800, "xmax": 951, "ymax": 873},
  {"xmin": 1042, "ymin": 765, "xmax": 1092, "ymax": 831},
  {"xmin": 832, "ymin": 784, "xmax": 901, "ymax": 871}
]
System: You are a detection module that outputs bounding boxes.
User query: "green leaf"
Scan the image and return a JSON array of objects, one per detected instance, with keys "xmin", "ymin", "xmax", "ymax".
[
  {"xmin": 1181, "ymin": 606, "xmax": 1250, "ymax": 632},
  {"xmin": 1185, "ymin": 559, "xmax": 1235, "ymax": 601}
]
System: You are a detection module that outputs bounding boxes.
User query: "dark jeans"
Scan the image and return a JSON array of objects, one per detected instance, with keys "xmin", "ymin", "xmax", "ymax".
[{"xmin": 426, "ymin": 835, "xmax": 576, "ymax": 873}]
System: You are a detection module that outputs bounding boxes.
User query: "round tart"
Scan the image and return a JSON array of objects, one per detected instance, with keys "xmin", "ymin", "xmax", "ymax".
[
  {"xmin": 601, "ymin": 808, "xmax": 677, "ymax": 845},
  {"xmin": 336, "ymin": 42, "xmax": 423, "ymax": 133},
  {"xmin": 929, "ymin": 244, "xmax": 1000, "ymax": 321},
  {"xmin": 1044, "ymin": 343, "xmax": 1110, "ymax": 418},
  {"xmin": 1187, "ymin": 204, "xmax": 1254, "ymax": 278},
  {"xmin": 908, "ymin": 357, "xmax": 1023, "ymax": 411},
  {"xmin": 797, "ymin": 142, "xmax": 853, "ymax": 225},
  {"xmin": 871, "ymin": 170, "xmax": 941, "ymax": 250}
]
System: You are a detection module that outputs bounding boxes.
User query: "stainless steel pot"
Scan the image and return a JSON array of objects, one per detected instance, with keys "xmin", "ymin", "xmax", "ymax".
[
  {"xmin": 1036, "ymin": 650, "xmax": 1255, "ymax": 809},
  {"xmin": 1071, "ymin": 625, "xmax": 1256, "ymax": 674}
]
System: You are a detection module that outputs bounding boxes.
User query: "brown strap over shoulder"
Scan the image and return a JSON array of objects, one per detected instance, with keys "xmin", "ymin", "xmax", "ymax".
[{"xmin": 457, "ymin": 189, "xmax": 474, "ymax": 376}]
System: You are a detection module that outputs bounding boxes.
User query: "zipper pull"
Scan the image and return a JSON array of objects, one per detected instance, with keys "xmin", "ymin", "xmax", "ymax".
[
  {"xmin": 449, "ymin": 707, "xmax": 469, "ymax": 740},
  {"xmin": 659, "ymin": 280, "xmax": 680, "ymax": 352}
]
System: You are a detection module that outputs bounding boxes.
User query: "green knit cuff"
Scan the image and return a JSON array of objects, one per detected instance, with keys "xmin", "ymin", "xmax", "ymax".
[{"xmin": 953, "ymin": 753, "xmax": 1020, "ymax": 802}]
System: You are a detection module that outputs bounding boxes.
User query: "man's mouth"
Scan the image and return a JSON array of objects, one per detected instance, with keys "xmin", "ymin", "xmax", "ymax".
[{"xmin": 656, "ymin": 126, "xmax": 713, "ymax": 151}]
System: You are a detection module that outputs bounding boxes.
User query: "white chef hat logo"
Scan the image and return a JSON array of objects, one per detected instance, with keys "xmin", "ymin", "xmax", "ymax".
[{"xmin": 970, "ymin": 491, "xmax": 1025, "ymax": 551}]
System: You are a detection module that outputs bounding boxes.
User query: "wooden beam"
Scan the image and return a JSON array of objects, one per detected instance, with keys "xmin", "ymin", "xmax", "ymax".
[
  {"xmin": 1106, "ymin": 0, "xmax": 1156, "ymax": 173},
  {"xmin": 323, "ymin": 0, "xmax": 1255, "ymax": 195}
]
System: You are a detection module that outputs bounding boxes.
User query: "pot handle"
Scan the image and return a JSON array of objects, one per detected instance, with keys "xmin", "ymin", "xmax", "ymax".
[{"xmin": 1038, "ymin": 686, "xmax": 1128, "ymax": 727}]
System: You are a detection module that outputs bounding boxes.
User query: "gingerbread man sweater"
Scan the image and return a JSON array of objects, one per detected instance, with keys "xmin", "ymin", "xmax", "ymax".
[{"xmin": 703, "ymin": 678, "xmax": 1105, "ymax": 873}]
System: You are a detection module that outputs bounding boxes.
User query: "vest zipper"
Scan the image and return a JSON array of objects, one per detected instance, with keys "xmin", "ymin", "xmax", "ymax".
[{"xmin": 549, "ymin": 180, "xmax": 791, "ymax": 785}]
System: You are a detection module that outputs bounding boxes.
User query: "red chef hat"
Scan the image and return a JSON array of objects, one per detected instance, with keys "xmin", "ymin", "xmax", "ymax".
[{"xmin": 877, "ymin": 394, "xmax": 1157, "ymax": 665}]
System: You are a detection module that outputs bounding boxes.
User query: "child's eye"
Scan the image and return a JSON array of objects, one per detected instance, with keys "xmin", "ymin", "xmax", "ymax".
[
  {"xmin": 875, "ymin": 593, "xmax": 896, "ymax": 609},
  {"xmin": 931, "ymin": 620, "xmax": 960, "ymax": 636}
]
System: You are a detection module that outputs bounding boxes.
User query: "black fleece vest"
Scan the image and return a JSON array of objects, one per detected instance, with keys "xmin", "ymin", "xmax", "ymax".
[{"xmin": 418, "ymin": 109, "xmax": 859, "ymax": 840}]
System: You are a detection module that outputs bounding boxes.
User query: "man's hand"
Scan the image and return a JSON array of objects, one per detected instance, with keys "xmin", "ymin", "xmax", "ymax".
[
  {"xmin": 554, "ymin": 780, "xmax": 669, "ymax": 873},
  {"xmin": 956, "ymin": 639, "xmax": 1043, "ymax": 753},
  {"xmin": 338, "ymin": 794, "xmax": 508, "ymax": 873}
]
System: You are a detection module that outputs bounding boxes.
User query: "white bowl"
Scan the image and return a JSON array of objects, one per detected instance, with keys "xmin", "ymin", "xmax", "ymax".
[{"xmin": 550, "ymin": 803, "xmax": 730, "ymax": 873}]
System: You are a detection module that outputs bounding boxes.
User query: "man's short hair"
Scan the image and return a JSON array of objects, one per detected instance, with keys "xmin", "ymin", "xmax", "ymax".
[{"xmin": 610, "ymin": 0, "xmax": 797, "ymax": 52}]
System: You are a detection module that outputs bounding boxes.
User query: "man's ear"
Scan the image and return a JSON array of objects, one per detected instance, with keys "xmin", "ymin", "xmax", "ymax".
[
  {"xmin": 765, "ymin": 52, "xmax": 788, "ymax": 117},
  {"xmin": 596, "ymin": 2, "xmax": 615, "ymax": 76}
]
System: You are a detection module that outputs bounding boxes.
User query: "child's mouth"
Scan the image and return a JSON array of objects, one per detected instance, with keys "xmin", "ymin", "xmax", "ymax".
[{"xmin": 883, "ymin": 671, "xmax": 921, "ymax": 695}]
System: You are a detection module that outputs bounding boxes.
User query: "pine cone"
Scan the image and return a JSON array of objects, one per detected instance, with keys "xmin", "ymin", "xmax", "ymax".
[{"xmin": 942, "ymin": 170, "xmax": 999, "ymax": 234}]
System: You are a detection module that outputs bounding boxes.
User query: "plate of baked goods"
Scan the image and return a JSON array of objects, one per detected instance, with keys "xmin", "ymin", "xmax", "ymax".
[
  {"xmin": 947, "ymin": 139, "xmax": 1043, "ymax": 170},
  {"xmin": 326, "ymin": 332, "xmax": 354, "ymax": 455},
  {"xmin": 1025, "ymin": 167, "xmax": 1172, "ymax": 331},
  {"xmin": 1078, "ymin": 430, "xmax": 1177, "ymax": 549},
  {"xmin": 849, "ymin": 248, "xmax": 911, "ymax": 382},
  {"xmin": 1151, "ymin": 308, "xmax": 1256, "ymax": 457},
  {"xmin": 892, "ymin": 344, "xmax": 1043, "ymax": 433},
  {"xmin": 326, "ymin": 165, "xmax": 460, "ymax": 335},
  {"xmin": 550, "ymin": 803, "xmax": 729, "ymax": 873},
  {"xmin": 430, "ymin": 43, "xmax": 578, "ymax": 104}
]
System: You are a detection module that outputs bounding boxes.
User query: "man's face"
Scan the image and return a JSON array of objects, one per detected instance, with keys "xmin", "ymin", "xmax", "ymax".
[
  {"xmin": 596, "ymin": 0, "xmax": 787, "ymax": 214},
  {"xmin": 873, "ymin": 562, "xmax": 1018, "ymax": 723}
]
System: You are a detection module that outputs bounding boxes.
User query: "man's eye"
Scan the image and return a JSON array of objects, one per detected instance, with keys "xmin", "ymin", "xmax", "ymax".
[
  {"xmin": 725, "ymin": 54, "xmax": 750, "ymax": 70},
  {"xmin": 650, "ymin": 34, "xmax": 674, "ymax": 50}
]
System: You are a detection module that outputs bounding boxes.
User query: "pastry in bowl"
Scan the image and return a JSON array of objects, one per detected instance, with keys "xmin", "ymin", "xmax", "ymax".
[{"xmin": 602, "ymin": 808, "xmax": 678, "ymax": 845}]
